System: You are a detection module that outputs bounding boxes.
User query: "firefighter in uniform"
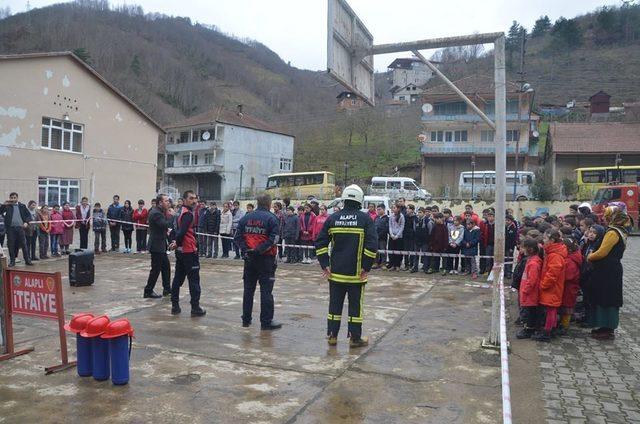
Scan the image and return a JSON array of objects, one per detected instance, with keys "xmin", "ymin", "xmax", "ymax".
[
  {"xmin": 170, "ymin": 190, "xmax": 206, "ymax": 317},
  {"xmin": 315, "ymin": 184, "xmax": 377, "ymax": 347},
  {"xmin": 234, "ymin": 193, "xmax": 282, "ymax": 330}
]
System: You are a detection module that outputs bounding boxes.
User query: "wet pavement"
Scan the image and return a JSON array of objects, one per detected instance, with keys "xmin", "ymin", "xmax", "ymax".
[{"xmin": 0, "ymin": 251, "xmax": 502, "ymax": 423}]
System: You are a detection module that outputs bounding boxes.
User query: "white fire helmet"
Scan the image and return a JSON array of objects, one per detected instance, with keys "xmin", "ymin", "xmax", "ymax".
[{"xmin": 342, "ymin": 184, "xmax": 364, "ymax": 206}]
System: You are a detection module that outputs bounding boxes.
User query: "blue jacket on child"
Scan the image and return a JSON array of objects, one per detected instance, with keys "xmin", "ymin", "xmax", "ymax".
[{"xmin": 461, "ymin": 225, "xmax": 480, "ymax": 256}]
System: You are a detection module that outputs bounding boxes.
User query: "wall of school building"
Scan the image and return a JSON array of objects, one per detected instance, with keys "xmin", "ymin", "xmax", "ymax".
[
  {"xmin": 421, "ymin": 156, "xmax": 530, "ymax": 197},
  {"xmin": 550, "ymin": 153, "xmax": 640, "ymax": 185},
  {"xmin": 0, "ymin": 56, "xmax": 161, "ymax": 206}
]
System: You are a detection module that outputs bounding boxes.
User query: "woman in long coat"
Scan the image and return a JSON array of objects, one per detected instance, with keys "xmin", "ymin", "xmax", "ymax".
[{"xmin": 587, "ymin": 206, "xmax": 629, "ymax": 340}]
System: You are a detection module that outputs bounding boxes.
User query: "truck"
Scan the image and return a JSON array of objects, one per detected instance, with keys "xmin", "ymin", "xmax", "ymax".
[{"xmin": 592, "ymin": 184, "xmax": 639, "ymax": 230}]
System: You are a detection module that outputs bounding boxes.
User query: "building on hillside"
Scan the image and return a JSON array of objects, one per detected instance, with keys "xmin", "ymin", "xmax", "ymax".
[
  {"xmin": 418, "ymin": 75, "xmax": 538, "ymax": 197},
  {"xmin": 336, "ymin": 91, "xmax": 364, "ymax": 111},
  {"xmin": 624, "ymin": 102, "xmax": 640, "ymax": 122},
  {"xmin": 163, "ymin": 106, "xmax": 295, "ymax": 201},
  {"xmin": 589, "ymin": 90, "xmax": 611, "ymax": 120},
  {"xmin": 0, "ymin": 52, "xmax": 163, "ymax": 205},
  {"xmin": 388, "ymin": 58, "xmax": 432, "ymax": 88},
  {"xmin": 544, "ymin": 122, "xmax": 640, "ymax": 185},
  {"xmin": 390, "ymin": 83, "xmax": 424, "ymax": 105}
]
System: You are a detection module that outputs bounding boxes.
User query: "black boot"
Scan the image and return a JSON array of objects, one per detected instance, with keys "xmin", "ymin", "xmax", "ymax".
[
  {"xmin": 171, "ymin": 303, "xmax": 181, "ymax": 315},
  {"xmin": 531, "ymin": 330, "xmax": 551, "ymax": 342},
  {"xmin": 261, "ymin": 321, "xmax": 282, "ymax": 330},
  {"xmin": 516, "ymin": 327, "xmax": 535, "ymax": 339},
  {"xmin": 144, "ymin": 291, "xmax": 162, "ymax": 299},
  {"xmin": 191, "ymin": 306, "xmax": 207, "ymax": 317}
]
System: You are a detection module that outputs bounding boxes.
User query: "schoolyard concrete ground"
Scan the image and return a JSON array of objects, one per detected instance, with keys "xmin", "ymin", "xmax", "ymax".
[{"xmin": 0, "ymin": 249, "xmax": 504, "ymax": 424}]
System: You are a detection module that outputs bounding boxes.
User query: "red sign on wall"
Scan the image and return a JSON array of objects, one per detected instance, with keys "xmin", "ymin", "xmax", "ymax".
[{"xmin": 9, "ymin": 270, "xmax": 59, "ymax": 320}]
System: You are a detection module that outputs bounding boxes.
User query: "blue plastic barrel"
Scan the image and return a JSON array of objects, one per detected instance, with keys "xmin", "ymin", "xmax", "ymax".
[
  {"xmin": 92, "ymin": 337, "xmax": 110, "ymax": 381},
  {"xmin": 109, "ymin": 335, "xmax": 130, "ymax": 385},
  {"xmin": 76, "ymin": 335, "xmax": 93, "ymax": 377}
]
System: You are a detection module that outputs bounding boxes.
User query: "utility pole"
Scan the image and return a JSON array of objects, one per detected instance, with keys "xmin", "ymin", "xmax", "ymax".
[
  {"xmin": 514, "ymin": 28, "xmax": 527, "ymax": 201},
  {"xmin": 239, "ymin": 164, "xmax": 244, "ymax": 200},
  {"xmin": 471, "ymin": 155, "xmax": 476, "ymax": 199}
]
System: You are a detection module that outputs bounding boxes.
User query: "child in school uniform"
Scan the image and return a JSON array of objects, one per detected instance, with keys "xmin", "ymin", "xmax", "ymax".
[
  {"xmin": 516, "ymin": 238, "xmax": 543, "ymax": 339},
  {"xmin": 460, "ymin": 219, "xmax": 480, "ymax": 278},
  {"xmin": 49, "ymin": 205, "xmax": 64, "ymax": 257},
  {"xmin": 533, "ymin": 229, "xmax": 567, "ymax": 342}
]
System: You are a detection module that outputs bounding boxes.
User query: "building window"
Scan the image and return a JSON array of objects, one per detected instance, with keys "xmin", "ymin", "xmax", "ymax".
[
  {"xmin": 399, "ymin": 96, "xmax": 405, "ymax": 101},
  {"xmin": 434, "ymin": 102, "xmax": 466, "ymax": 115},
  {"xmin": 38, "ymin": 178, "xmax": 79, "ymax": 206},
  {"xmin": 506, "ymin": 130, "xmax": 520, "ymax": 142},
  {"xmin": 484, "ymin": 100, "xmax": 519, "ymax": 115},
  {"xmin": 445, "ymin": 131, "xmax": 453, "ymax": 142},
  {"xmin": 191, "ymin": 130, "xmax": 200, "ymax": 142},
  {"xmin": 166, "ymin": 154, "xmax": 174, "ymax": 167},
  {"xmin": 216, "ymin": 125, "xmax": 225, "ymax": 141},
  {"xmin": 182, "ymin": 155, "xmax": 190, "ymax": 166},
  {"xmin": 179, "ymin": 132, "xmax": 189, "ymax": 143},
  {"xmin": 280, "ymin": 158, "xmax": 292, "ymax": 171},
  {"xmin": 192, "ymin": 155, "xmax": 198, "ymax": 165},
  {"xmin": 41, "ymin": 117, "xmax": 83, "ymax": 153},
  {"xmin": 430, "ymin": 131, "xmax": 444, "ymax": 142},
  {"xmin": 205, "ymin": 153, "xmax": 213, "ymax": 164},
  {"xmin": 454, "ymin": 130, "xmax": 468, "ymax": 142},
  {"xmin": 481, "ymin": 130, "xmax": 495, "ymax": 142}
]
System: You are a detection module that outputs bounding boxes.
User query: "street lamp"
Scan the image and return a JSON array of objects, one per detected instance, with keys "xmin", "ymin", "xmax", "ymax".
[
  {"xmin": 239, "ymin": 164, "xmax": 244, "ymax": 200},
  {"xmin": 471, "ymin": 155, "xmax": 476, "ymax": 200}
]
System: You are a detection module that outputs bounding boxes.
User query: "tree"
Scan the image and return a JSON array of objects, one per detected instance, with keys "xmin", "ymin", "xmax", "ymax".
[
  {"xmin": 531, "ymin": 15, "xmax": 551, "ymax": 37},
  {"xmin": 506, "ymin": 21, "xmax": 523, "ymax": 70},
  {"xmin": 530, "ymin": 169, "xmax": 557, "ymax": 201},
  {"xmin": 130, "ymin": 54, "xmax": 142, "ymax": 76},
  {"xmin": 549, "ymin": 17, "xmax": 583, "ymax": 53},
  {"xmin": 594, "ymin": 6, "xmax": 619, "ymax": 45},
  {"xmin": 72, "ymin": 47, "xmax": 91, "ymax": 64}
]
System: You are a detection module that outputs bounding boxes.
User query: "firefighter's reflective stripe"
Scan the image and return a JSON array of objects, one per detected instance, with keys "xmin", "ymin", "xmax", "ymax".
[
  {"xmin": 316, "ymin": 247, "xmax": 329, "ymax": 255},
  {"xmin": 328, "ymin": 313, "xmax": 342, "ymax": 321},
  {"xmin": 329, "ymin": 273, "xmax": 363, "ymax": 283},
  {"xmin": 328, "ymin": 228, "xmax": 364, "ymax": 235},
  {"xmin": 363, "ymin": 248, "xmax": 376, "ymax": 259}
]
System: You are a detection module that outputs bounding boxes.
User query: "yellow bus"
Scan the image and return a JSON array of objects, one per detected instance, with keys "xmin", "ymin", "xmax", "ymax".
[
  {"xmin": 265, "ymin": 171, "xmax": 336, "ymax": 200},
  {"xmin": 576, "ymin": 166, "xmax": 640, "ymax": 199}
]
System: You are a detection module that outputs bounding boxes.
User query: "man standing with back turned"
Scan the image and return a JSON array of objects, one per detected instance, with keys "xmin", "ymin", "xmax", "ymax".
[
  {"xmin": 235, "ymin": 193, "xmax": 282, "ymax": 330},
  {"xmin": 144, "ymin": 193, "xmax": 175, "ymax": 299},
  {"xmin": 171, "ymin": 190, "xmax": 206, "ymax": 317},
  {"xmin": 315, "ymin": 184, "xmax": 377, "ymax": 348}
]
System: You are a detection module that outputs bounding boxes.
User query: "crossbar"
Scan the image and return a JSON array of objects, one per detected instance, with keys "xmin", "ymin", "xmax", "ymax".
[{"xmin": 371, "ymin": 32, "xmax": 503, "ymax": 55}]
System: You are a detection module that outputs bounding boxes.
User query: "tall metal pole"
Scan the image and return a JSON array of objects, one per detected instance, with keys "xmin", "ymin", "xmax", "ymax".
[
  {"xmin": 471, "ymin": 155, "xmax": 476, "ymax": 200},
  {"xmin": 239, "ymin": 164, "xmax": 244, "ymax": 200}
]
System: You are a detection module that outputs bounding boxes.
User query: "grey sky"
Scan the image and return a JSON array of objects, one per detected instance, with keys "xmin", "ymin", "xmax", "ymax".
[{"xmin": 5, "ymin": 0, "xmax": 622, "ymax": 71}]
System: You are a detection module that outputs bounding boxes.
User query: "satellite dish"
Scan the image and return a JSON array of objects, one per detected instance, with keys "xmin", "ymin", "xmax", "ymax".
[
  {"xmin": 421, "ymin": 103, "xmax": 433, "ymax": 113},
  {"xmin": 532, "ymin": 130, "xmax": 540, "ymax": 138},
  {"xmin": 202, "ymin": 131, "xmax": 211, "ymax": 141}
]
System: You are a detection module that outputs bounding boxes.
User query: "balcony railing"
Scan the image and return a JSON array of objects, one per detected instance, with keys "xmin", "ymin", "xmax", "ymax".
[
  {"xmin": 164, "ymin": 163, "xmax": 223, "ymax": 174},
  {"xmin": 165, "ymin": 140, "xmax": 222, "ymax": 153},
  {"xmin": 421, "ymin": 113, "xmax": 524, "ymax": 122},
  {"xmin": 420, "ymin": 143, "xmax": 529, "ymax": 155}
]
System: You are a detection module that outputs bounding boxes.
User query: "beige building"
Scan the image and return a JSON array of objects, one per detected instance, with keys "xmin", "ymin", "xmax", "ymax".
[{"xmin": 0, "ymin": 52, "xmax": 164, "ymax": 206}]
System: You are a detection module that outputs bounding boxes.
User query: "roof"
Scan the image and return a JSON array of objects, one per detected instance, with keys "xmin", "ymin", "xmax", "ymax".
[
  {"xmin": 390, "ymin": 83, "xmax": 420, "ymax": 94},
  {"xmin": 269, "ymin": 171, "xmax": 332, "ymax": 177},
  {"xmin": 387, "ymin": 58, "xmax": 423, "ymax": 70},
  {"xmin": 550, "ymin": 122, "xmax": 640, "ymax": 154},
  {"xmin": 0, "ymin": 51, "xmax": 164, "ymax": 132},
  {"xmin": 167, "ymin": 107, "xmax": 294, "ymax": 138},
  {"xmin": 589, "ymin": 90, "xmax": 611, "ymax": 101},
  {"xmin": 422, "ymin": 75, "xmax": 522, "ymax": 97}
]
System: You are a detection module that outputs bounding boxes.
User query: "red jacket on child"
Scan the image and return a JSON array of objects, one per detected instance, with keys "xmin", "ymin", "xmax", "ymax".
[
  {"xmin": 519, "ymin": 255, "xmax": 542, "ymax": 307},
  {"xmin": 561, "ymin": 250, "xmax": 583, "ymax": 308},
  {"xmin": 132, "ymin": 208, "xmax": 149, "ymax": 229},
  {"xmin": 539, "ymin": 242, "xmax": 567, "ymax": 307}
]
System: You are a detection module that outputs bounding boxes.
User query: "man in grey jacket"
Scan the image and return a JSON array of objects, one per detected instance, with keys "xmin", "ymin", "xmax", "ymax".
[
  {"xmin": 231, "ymin": 200, "xmax": 245, "ymax": 259},
  {"xmin": 0, "ymin": 192, "xmax": 33, "ymax": 267}
]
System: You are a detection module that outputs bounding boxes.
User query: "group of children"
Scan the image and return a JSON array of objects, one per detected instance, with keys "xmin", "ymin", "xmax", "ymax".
[
  {"xmin": 513, "ymin": 204, "xmax": 613, "ymax": 342},
  {"xmin": 371, "ymin": 201, "xmax": 516, "ymax": 280}
]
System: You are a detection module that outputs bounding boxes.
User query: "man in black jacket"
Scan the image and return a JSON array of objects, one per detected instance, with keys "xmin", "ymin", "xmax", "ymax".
[
  {"xmin": 0, "ymin": 192, "xmax": 32, "ymax": 267},
  {"xmin": 143, "ymin": 194, "xmax": 175, "ymax": 298},
  {"xmin": 204, "ymin": 202, "xmax": 221, "ymax": 258}
]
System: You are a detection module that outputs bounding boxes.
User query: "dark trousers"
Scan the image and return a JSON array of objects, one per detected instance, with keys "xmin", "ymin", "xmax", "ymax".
[
  {"xmin": 413, "ymin": 243, "xmax": 428, "ymax": 271},
  {"xmin": 146, "ymin": 252, "xmax": 171, "ymax": 294},
  {"xmin": 328, "ymin": 282, "xmax": 365, "ymax": 339},
  {"xmin": 221, "ymin": 234, "xmax": 231, "ymax": 257},
  {"xmin": 429, "ymin": 253, "xmax": 441, "ymax": 271},
  {"xmin": 520, "ymin": 305, "xmax": 538, "ymax": 329},
  {"xmin": 171, "ymin": 252, "xmax": 201, "ymax": 308},
  {"xmin": 485, "ymin": 245, "xmax": 495, "ymax": 273},
  {"xmin": 388, "ymin": 238, "xmax": 403, "ymax": 267},
  {"xmin": 109, "ymin": 224, "xmax": 120, "ymax": 250},
  {"xmin": 79, "ymin": 225, "xmax": 89, "ymax": 249},
  {"xmin": 403, "ymin": 238, "xmax": 415, "ymax": 268},
  {"xmin": 27, "ymin": 230, "xmax": 38, "ymax": 259},
  {"xmin": 136, "ymin": 229, "xmax": 147, "ymax": 251},
  {"xmin": 284, "ymin": 238, "xmax": 299, "ymax": 262},
  {"xmin": 7, "ymin": 226, "xmax": 29, "ymax": 264},
  {"xmin": 123, "ymin": 229, "xmax": 133, "ymax": 250},
  {"xmin": 206, "ymin": 233, "xmax": 218, "ymax": 257},
  {"xmin": 479, "ymin": 244, "xmax": 487, "ymax": 273},
  {"xmin": 94, "ymin": 230, "xmax": 106, "ymax": 252},
  {"xmin": 38, "ymin": 231, "xmax": 49, "ymax": 257},
  {"xmin": 242, "ymin": 255, "xmax": 277, "ymax": 325},
  {"xmin": 232, "ymin": 229, "xmax": 240, "ymax": 257},
  {"xmin": 377, "ymin": 238, "xmax": 387, "ymax": 265},
  {"xmin": 445, "ymin": 246, "xmax": 461, "ymax": 271}
]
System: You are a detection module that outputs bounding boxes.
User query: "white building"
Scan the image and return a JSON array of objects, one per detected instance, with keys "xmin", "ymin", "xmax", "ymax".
[
  {"xmin": 163, "ymin": 106, "xmax": 295, "ymax": 200},
  {"xmin": 388, "ymin": 58, "xmax": 433, "ymax": 104}
]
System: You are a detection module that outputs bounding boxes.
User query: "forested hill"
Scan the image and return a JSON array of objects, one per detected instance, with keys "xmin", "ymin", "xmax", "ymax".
[{"xmin": 0, "ymin": 1, "xmax": 339, "ymax": 126}]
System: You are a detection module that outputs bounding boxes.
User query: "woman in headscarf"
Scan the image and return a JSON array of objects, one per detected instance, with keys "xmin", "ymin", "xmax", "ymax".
[{"xmin": 586, "ymin": 206, "xmax": 630, "ymax": 340}]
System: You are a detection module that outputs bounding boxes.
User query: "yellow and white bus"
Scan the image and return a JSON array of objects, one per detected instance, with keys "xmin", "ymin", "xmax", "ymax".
[
  {"xmin": 265, "ymin": 171, "xmax": 336, "ymax": 200},
  {"xmin": 576, "ymin": 166, "xmax": 640, "ymax": 199}
]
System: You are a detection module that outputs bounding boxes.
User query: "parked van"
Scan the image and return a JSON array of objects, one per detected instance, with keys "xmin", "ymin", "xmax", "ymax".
[
  {"xmin": 327, "ymin": 195, "xmax": 392, "ymax": 215},
  {"xmin": 369, "ymin": 177, "xmax": 431, "ymax": 201},
  {"xmin": 458, "ymin": 170, "xmax": 535, "ymax": 201}
]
